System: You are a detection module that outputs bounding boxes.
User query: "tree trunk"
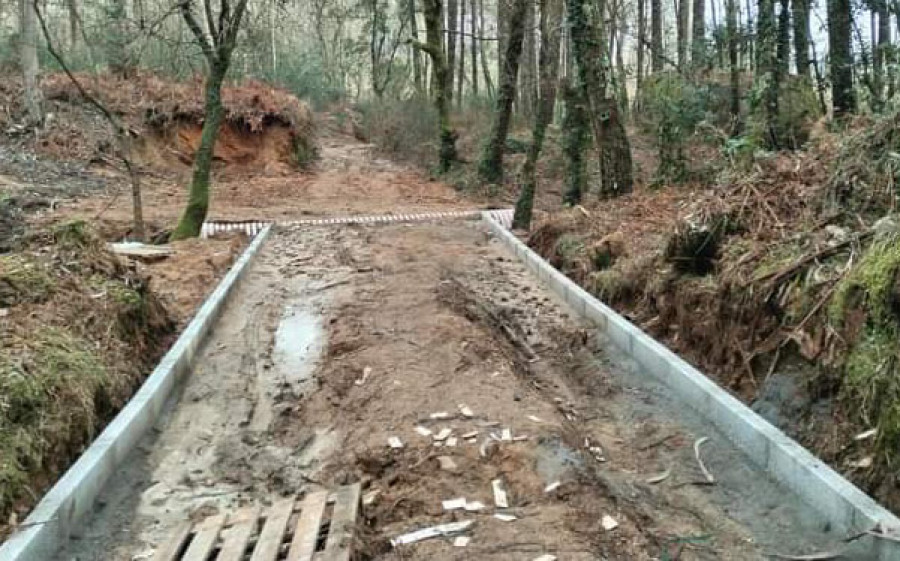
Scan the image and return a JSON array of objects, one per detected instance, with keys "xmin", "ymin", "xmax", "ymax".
[
  {"xmin": 726, "ymin": 0, "xmax": 740, "ymax": 124},
  {"xmin": 520, "ymin": 0, "xmax": 537, "ymax": 116},
  {"xmin": 20, "ymin": 0, "xmax": 42, "ymax": 126},
  {"xmin": 471, "ymin": 0, "xmax": 478, "ymax": 96},
  {"xmin": 173, "ymin": 64, "xmax": 227, "ymax": 239},
  {"xmin": 107, "ymin": 0, "xmax": 133, "ymax": 77},
  {"xmin": 513, "ymin": 0, "xmax": 563, "ymax": 229},
  {"xmin": 458, "ymin": 0, "xmax": 466, "ymax": 103},
  {"xmin": 567, "ymin": 0, "xmax": 633, "ymax": 196},
  {"xmin": 67, "ymin": 0, "xmax": 79, "ymax": 47},
  {"xmin": 692, "ymin": 0, "xmax": 705, "ymax": 66},
  {"xmin": 479, "ymin": 0, "xmax": 495, "ymax": 96},
  {"xmin": 409, "ymin": 0, "xmax": 424, "ymax": 93},
  {"xmin": 478, "ymin": 0, "xmax": 528, "ymax": 182},
  {"xmin": 636, "ymin": 0, "xmax": 646, "ymax": 103},
  {"xmin": 651, "ymin": 0, "xmax": 664, "ymax": 71},
  {"xmin": 757, "ymin": 0, "xmax": 779, "ymax": 146},
  {"xmin": 827, "ymin": 0, "xmax": 854, "ymax": 116},
  {"xmin": 791, "ymin": 0, "xmax": 810, "ymax": 78},
  {"xmin": 776, "ymin": 0, "xmax": 790, "ymax": 77},
  {"xmin": 677, "ymin": 0, "xmax": 688, "ymax": 68},
  {"xmin": 413, "ymin": 0, "xmax": 457, "ymax": 172},
  {"xmin": 875, "ymin": 0, "xmax": 890, "ymax": 105},
  {"xmin": 561, "ymin": 81, "xmax": 589, "ymax": 205},
  {"xmin": 615, "ymin": 25, "xmax": 628, "ymax": 118},
  {"xmin": 446, "ymin": 0, "xmax": 457, "ymax": 102}
]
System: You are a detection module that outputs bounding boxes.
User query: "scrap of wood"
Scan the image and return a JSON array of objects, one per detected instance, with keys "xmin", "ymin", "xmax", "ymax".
[
  {"xmin": 108, "ymin": 242, "xmax": 174, "ymax": 261},
  {"xmin": 492, "ymin": 478, "xmax": 509, "ymax": 508}
]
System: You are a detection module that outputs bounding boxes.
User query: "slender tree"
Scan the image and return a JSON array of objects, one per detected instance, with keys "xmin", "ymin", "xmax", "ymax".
[
  {"xmin": 827, "ymin": 0, "xmax": 855, "ymax": 116},
  {"xmin": 792, "ymin": 0, "xmax": 811, "ymax": 78},
  {"xmin": 478, "ymin": 0, "xmax": 529, "ymax": 182},
  {"xmin": 458, "ymin": 0, "xmax": 466, "ymax": 103},
  {"xmin": 776, "ymin": 0, "xmax": 790, "ymax": 77},
  {"xmin": 567, "ymin": 0, "xmax": 633, "ymax": 196},
  {"xmin": 19, "ymin": 0, "xmax": 42, "ymax": 126},
  {"xmin": 172, "ymin": 0, "xmax": 251, "ymax": 239},
  {"xmin": 410, "ymin": 0, "xmax": 458, "ymax": 171},
  {"xmin": 520, "ymin": 0, "xmax": 538, "ymax": 116},
  {"xmin": 757, "ymin": 0, "xmax": 780, "ymax": 146},
  {"xmin": 471, "ymin": 0, "xmax": 479, "ymax": 95},
  {"xmin": 409, "ymin": 0, "xmax": 424, "ymax": 92},
  {"xmin": 692, "ymin": 0, "xmax": 706, "ymax": 66},
  {"xmin": 874, "ymin": 0, "xmax": 891, "ymax": 104},
  {"xmin": 513, "ymin": 0, "xmax": 564, "ymax": 228},
  {"xmin": 677, "ymin": 0, "xmax": 688, "ymax": 67},
  {"xmin": 651, "ymin": 0, "xmax": 664, "ymax": 70},
  {"xmin": 33, "ymin": 0, "xmax": 144, "ymax": 240},
  {"xmin": 726, "ymin": 0, "xmax": 741, "ymax": 124},
  {"xmin": 446, "ymin": 0, "xmax": 458, "ymax": 101},
  {"xmin": 636, "ymin": 0, "xmax": 646, "ymax": 102}
]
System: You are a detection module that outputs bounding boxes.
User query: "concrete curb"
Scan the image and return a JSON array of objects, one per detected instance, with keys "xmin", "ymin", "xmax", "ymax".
[
  {"xmin": 482, "ymin": 212, "xmax": 900, "ymax": 559},
  {"xmin": 0, "ymin": 225, "xmax": 274, "ymax": 561}
]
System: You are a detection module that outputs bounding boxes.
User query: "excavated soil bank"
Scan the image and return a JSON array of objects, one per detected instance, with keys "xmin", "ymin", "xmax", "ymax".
[{"xmin": 0, "ymin": 222, "xmax": 174, "ymax": 537}]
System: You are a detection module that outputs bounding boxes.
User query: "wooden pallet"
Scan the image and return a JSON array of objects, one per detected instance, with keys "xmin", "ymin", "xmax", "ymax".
[{"xmin": 152, "ymin": 483, "xmax": 361, "ymax": 561}]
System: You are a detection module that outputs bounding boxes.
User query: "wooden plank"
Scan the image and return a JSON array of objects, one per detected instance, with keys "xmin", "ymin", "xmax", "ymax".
[
  {"xmin": 217, "ymin": 505, "xmax": 261, "ymax": 561},
  {"xmin": 321, "ymin": 484, "xmax": 361, "ymax": 561},
  {"xmin": 151, "ymin": 521, "xmax": 193, "ymax": 561},
  {"xmin": 181, "ymin": 513, "xmax": 226, "ymax": 561},
  {"xmin": 285, "ymin": 491, "xmax": 329, "ymax": 561},
  {"xmin": 249, "ymin": 498, "xmax": 297, "ymax": 561}
]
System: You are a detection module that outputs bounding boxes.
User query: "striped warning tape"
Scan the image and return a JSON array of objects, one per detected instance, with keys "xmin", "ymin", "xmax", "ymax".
[{"xmin": 199, "ymin": 209, "xmax": 515, "ymax": 239}]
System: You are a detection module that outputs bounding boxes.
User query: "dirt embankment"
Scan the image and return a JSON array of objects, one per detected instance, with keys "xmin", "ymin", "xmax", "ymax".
[
  {"xmin": 0, "ymin": 222, "xmax": 174, "ymax": 536},
  {"xmin": 3, "ymin": 72, "xmax": 319, "ymax": 173},
  {"xmin": 527, "ymin": 118, "xmax": 900, "ymax": 513}
]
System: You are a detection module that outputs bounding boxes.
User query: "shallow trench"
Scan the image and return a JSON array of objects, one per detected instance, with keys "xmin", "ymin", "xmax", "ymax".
[{"xmin": 57, "ymin": 221, "xmax": 855, "ymax": 560}]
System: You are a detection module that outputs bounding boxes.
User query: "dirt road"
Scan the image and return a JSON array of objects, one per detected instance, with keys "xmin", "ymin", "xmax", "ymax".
[{"xmin": 55, "ymin": 211, "xmax": 849, "ymax": 560}]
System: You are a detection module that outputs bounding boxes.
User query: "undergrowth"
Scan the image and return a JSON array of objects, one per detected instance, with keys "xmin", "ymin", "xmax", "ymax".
[{"xmin": 0, "ymin": 221, "xmax": 173, "ymax": 530}]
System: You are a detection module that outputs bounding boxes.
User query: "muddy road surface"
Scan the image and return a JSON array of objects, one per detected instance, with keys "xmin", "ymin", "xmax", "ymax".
[{"xmin": 54, "ymin": 218, "xmax": 851, "ymax": 561}]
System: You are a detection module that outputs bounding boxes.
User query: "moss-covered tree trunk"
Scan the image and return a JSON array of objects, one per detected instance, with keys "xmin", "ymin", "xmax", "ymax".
[
  {"xmin": 792, "ymin": 0, "xmax": 811, "ymax": 78},
  {"xmin": 478, "ymin": 0, "xmax": 529, "ymax": 183},
  {"xmin": 756, "ymin": 0, "xmax": 780, "ymax": 147},
  {"xmin": 676, "ymin": 0, "xmax": 688, "ymax": 68},
  {"xmin": 171, "ymin": 0, "xmax": 250, "ymax": 239},
  {"xmin": 726, "ymin": 0, "xmax": 741, "ymax": 125},
  {"xmin": 513, "ymin": 0, "xmax": 563, "ymax": 229},
  {"xmin": 567, "ymin": 0, "xmax": 633, "ymax": 197},
  {"xmin": 651, "ymin": 0, "xmax": 663, "ymax": 71},
  {"xmin": 562, "ymin": 82, "xmax": 589, "ymax": 205},
  {"xmin": 827, "ymin": 0, "xmax": 855, "ymax": 116},
  {"xmin": 172, "ymin": 64, "xmax": 226, "ymax": 240},
  {"xmin": 412, "ymin": 0, "xmax": 457, "ymax": 173}
]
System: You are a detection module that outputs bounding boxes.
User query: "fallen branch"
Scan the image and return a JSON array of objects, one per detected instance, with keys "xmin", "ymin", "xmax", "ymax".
[{"xmin": 747, "ymin": 231, "xmax": 874, "ymax": 288}]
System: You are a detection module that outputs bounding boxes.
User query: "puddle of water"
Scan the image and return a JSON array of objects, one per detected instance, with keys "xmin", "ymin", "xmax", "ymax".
[
  {"xmin": 252, "ymin": 305, "xmax": 323, "ymax": 432},
  {"xmin": 273, "ymin": 305, "xmax": 323, "ymax": 387}
]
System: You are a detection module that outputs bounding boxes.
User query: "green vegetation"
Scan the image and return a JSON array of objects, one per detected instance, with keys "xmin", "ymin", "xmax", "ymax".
[
  {"xmin": 830, "ymin": 235, "xmax": 900, "ymax": 457},
  {"xmin": 0, "ymin": 328, "xmax": 109, "ymax": 516}
]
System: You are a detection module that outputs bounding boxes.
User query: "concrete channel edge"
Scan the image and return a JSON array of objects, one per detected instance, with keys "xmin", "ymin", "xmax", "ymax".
[
  {"xmin": 482, "ymin": 211, "xmax": 900, "ymax": 559},
  {"xmin": 0, "ymin": 225, "xmax": 274, "ymax": 561}
]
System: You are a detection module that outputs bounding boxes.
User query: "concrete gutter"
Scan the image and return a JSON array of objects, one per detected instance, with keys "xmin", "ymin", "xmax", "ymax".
[
  {"xmin": 0, "ymin": 225, "xmax": 273, "ymax": 561},
  {"xmin": 483, "ymin": 211, "xmax": 900, "ymax": 559}
]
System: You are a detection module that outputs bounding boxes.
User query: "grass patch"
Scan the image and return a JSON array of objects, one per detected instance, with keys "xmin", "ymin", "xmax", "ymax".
[{"xmin": 0, "ymin": 328, "xmax": 109, "ymax": 516}]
